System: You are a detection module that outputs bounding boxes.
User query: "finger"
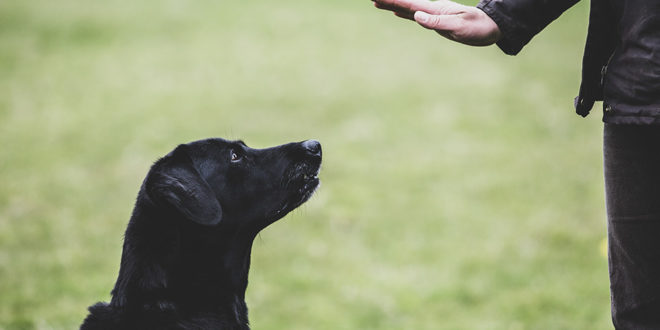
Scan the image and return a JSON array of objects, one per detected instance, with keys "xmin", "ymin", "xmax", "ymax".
[
  {"xmin": 394, "ymin": 11, "xmax": 415, "ymax": 20},
  {"xmin": 374, "ymin": 1, "xmax": 413, "ymax": 15},
  {"xmin": 374, "ymin": 2, "xmax": 416, "ymax": 20},
  {"xmin": 413, "ymin": 11, "xmax": 462, "ymax": 32},
  {"xmin": 374, "ymin": 0, "xmax": 437, "ymax": 14}
]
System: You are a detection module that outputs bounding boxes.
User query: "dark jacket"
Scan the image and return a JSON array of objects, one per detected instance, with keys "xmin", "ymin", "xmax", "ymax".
[{"xmin": 477, "ymin": 0, "xmax": 660, "ymax": 124}]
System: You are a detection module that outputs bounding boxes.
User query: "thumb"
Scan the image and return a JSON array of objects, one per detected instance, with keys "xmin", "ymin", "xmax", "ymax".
[{"xmin": 414, "ymin": 11, "xmax": 459, "ymax": 32}]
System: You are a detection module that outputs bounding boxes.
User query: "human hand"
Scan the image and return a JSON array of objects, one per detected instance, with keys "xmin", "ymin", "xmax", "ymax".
[{"xmin": 373, "ymin": 0, "xmax": 501, "ymax": 46}]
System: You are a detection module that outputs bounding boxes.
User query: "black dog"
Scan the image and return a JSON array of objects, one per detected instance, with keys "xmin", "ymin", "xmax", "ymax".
[{"xmin": 80, "ymin": 138, "xmax": 322, "ymax": 330}]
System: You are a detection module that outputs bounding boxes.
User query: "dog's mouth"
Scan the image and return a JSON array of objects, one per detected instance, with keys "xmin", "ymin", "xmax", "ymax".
[
  {"xmin": 297, "ymin": 170, "xmax": 321, "ymax": 205},
  {"xmin": 271, "ymin": 163, "xmax": 321, "ymax": 218}
]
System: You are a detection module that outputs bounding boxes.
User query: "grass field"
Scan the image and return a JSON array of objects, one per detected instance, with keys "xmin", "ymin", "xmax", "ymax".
[{"xmin": 0, "ymin": 0, "xmax": 612, "ymax": 328}]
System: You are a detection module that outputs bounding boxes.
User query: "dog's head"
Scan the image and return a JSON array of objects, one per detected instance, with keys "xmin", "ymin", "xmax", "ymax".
[{"xmin": 143, "ymin": 138, "xmax": 321, "ymax": 232}]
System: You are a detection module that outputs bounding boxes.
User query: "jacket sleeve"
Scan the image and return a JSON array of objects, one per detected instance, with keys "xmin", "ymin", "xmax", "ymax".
[{"xmin": 476, "ymin": 0, "xmax": 581, "ymax": 55}]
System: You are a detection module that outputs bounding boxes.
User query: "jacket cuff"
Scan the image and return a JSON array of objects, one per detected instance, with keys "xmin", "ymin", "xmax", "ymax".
[{"xmin": 477, "ymin": 0, "xmax": 530, "ymax": 55}]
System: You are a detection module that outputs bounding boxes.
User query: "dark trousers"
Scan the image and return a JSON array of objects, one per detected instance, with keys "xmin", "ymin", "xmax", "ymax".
[{"xmin": 604, "ymin": 123, "xmax": 660, "ymax": 329}]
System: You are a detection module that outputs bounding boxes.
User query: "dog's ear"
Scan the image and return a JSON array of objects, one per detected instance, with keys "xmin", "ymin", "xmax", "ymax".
[{"xmin": 145, "ymin": 146, "xmax": 223, "ymax": 226}]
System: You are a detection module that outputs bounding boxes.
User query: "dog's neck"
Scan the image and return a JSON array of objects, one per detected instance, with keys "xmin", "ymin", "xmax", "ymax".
[{"xmin": 110, "ymin": 200, "xmax": 258, "ymax": 327}]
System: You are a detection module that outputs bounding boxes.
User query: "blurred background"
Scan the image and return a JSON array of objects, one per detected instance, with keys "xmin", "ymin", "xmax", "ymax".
[{"xmin": 0, "ymin": 0, "xmax": 610, "ymax": 328}]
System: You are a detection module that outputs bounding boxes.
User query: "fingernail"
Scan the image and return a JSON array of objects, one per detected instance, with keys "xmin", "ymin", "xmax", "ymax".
[{"xmin": 414, "ymin": 11, "xmax": 429, "ymax": 23}]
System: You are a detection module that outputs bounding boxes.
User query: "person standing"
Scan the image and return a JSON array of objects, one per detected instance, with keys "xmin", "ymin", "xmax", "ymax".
[{"xmin": 372, "ymin": 0, "xmax": 660, "ymax": 328}]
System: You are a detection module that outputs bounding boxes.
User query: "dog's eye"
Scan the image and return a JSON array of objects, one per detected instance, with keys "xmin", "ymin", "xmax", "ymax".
[{"xmin": 230, "ymin": 150, "xmax": 242, "ymax": 162}]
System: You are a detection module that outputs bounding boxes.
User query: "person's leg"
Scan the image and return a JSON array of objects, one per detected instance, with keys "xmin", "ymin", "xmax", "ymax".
[{"xmin": 604, "ymin": 123, "xmax": 660, "ymax": 329}]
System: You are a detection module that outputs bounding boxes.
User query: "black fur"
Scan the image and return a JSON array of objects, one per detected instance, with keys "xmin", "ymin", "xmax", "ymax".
[{"xmin": 81, "ymin": 138, "xmax": 322, "ymax": 330}]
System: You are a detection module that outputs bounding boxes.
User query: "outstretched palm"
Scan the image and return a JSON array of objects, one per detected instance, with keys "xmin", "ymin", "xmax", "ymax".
[{"xmin": 373, "ymin": 0, "xmax": 501, "ymax": 46}]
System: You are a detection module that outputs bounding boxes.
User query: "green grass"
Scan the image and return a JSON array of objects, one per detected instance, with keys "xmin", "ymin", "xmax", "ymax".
[{"xmin": 0, "ymin": 0, "xmax": 611, "ymax": 328}]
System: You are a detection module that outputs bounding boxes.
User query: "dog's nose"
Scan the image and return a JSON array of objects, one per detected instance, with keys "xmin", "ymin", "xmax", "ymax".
[{"xmin": 302, "ymin": 140, "xmax": 321, "ymax": 157}]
